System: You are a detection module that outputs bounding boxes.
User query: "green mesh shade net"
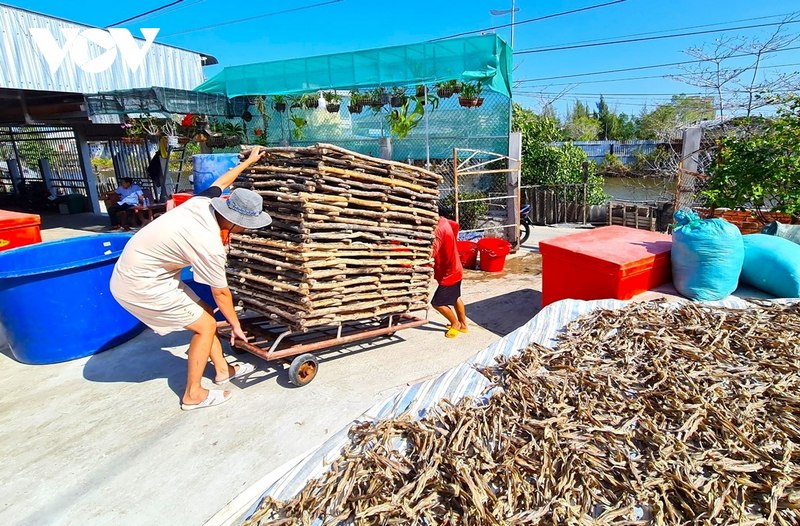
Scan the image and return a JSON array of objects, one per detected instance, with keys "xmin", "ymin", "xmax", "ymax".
[
  {"xmin": 84, "ymin": 87, "xmax": 245, "ymax": 118},
  {"xmin": 195, "ymin": 35, "xmax": 512, "ymax": 98},
  {"xmin": 195, "ymin": 35, "xmax": 512, "ymax": 162}
]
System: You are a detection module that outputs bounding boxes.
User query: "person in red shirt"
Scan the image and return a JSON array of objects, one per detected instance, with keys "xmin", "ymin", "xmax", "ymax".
[{"xmin": 431, "ymin": 215, "xmax": 468, "ymax": 338}]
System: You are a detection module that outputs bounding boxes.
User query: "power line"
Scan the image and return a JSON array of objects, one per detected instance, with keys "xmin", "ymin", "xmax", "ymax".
[
  {"xmin": 160, "ymin": 0, "xmax": 344, "ymax": 37},
  {"xmin": 515, "ymin": 45, "xmax": 800, "ymax": 83},
  {"xmin": 129, "ymin": 0, "xmax": 207, "ymax": 24},
  {"xmin": 516, "ymin": 19, "xmax": 800, "ymax": 54},
  {"xmin": 108, "ymin": 0, "xmax": 184, "ymax": 28},
  {"xmin": 528, "ymin": 12, "xmax": 797, "ymax": 49},
  {"xmin": 429, "ymin": 0, "xmax": 627, "ymax": 42},
  {"xmin": 517, "ymin": 62, "xmax": 800, "ymax": 88}
]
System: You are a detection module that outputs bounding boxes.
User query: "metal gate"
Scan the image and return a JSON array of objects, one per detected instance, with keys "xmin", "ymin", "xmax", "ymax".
[
  {"xmin": 0, "ymin": 125, "xmax": 85, "ymax": 207},
  {"xmin": 436, "ymin": 148, "xmax": 521, "ymax": 246}
]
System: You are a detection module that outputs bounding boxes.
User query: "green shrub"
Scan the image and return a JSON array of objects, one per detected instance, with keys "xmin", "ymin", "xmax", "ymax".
[{"xmin": 439, "ymin": 191, "xmax": 489, "ymax": 230}]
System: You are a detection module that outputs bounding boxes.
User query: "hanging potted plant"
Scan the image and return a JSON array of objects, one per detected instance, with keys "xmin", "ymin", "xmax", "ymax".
[
  {"xmin": 162, "ymin": 114, "xmax": 182, "ymax": 147},
  {"xmin": 273, "ymin": 95, "xmax": 287, "ymax": 113},
  {"xmin": 415, "ymin": 84, "xmax": 426, "ymax": 98},
  {"xmin": 301, "ymin": 93, "xmax": 320, "ymax": 109},
  {"xmin": 206, "ymin": 120, "xmax": 226, "ymax": 148},
  {"xmin": 458, "ymin": 81, "xmax": 484, "ymax": 108},
  {"xmin": 323, "ymin": 91, "xmax": 342, "ymax": 113},
  {"xmin": 222, "ymin": 122, "xmax": 244, "ymax": 146},
  {"xmin": 390, "ymin": 87, "xmax": 408, "ymax": 108},
  {"xmin": 287, "ymin": 95, "xmax": 303, "ymax": 109},
  {"xmin": 141, "ymin": 115, "xmax": 162, "ymax": 142},
  {"xmin": 435, "ymin": 80, "xmax": 460, "ymax": 99},
  {"xmin": 121, "ymin": 118, "xmax": 147, "ymax": 144},
  {"xmin": 367, "ymin": 87, "xmax": 387, "ymax": 110},
  {"xmin": 348, "ymin": 90, "xmax": 364, "ymax": 114}
]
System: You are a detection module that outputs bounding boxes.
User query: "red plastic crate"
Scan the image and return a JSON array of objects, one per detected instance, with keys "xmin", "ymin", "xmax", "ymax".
[
  {"xmin": 0, "ymin": 210, "xmax": 42, "ymax": 252},
  {"xmin": 539, "ymin": 226, "xmax": 672, "ymax": 307}
]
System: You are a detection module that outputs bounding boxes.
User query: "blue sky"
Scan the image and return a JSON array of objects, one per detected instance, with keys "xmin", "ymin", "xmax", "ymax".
[{"xmin": 8, "ymin": 0, "xmax": 800, "ymax": 118}]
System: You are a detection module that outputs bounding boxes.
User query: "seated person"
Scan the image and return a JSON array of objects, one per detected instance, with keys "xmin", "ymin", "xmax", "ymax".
[{"xmin": 105, "ymin": 177, "xmax": 143, "ymax": 230}]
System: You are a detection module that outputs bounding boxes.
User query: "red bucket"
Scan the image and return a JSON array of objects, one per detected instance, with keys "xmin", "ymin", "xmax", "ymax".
[
  {"xmin": 172, "ymin": 192, "xmax": 193, "ymax": 207},
  {"xmin": 456, "ymin": 241, "xmax": 478, "ymax": 269},
  {"xmin": 477, "ymin": 237, "xmax": 511, "ymax": 272}
]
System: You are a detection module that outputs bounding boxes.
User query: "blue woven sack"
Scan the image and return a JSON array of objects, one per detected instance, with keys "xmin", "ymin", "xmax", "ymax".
[
  {"xmin": 671, "ymin": 210, "xmax": 744, "ymax": 301},
  {"xmin": 741, "ymin": 234, "xmax": 800, "ymax": 298}
]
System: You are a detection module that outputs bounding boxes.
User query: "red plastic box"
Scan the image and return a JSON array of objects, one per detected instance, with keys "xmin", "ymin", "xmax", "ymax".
[
  {"xmin": 539, "ymin": 226, "xmax": 672, "ymax": 307},
  {"xmin": 0, "ymin": 210, "xmax": 42, "ymax": 252}
]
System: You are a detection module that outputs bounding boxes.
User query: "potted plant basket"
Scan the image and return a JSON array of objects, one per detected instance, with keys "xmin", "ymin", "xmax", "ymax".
[
  {"xmin": 323, "ymin": 91, "xmax": 342, "ymax": 113},
  {"xmin": 390, "ymin": 87, "xmax": 408, "ymax": 108},
  {"xmin": 207, "ymin": 134, "xmax": 226, "ymax": 148},
  {"xmin": 458, "ymin": 81, "xmax": 484, "ymax": 108},
  {"xmin": 436, "ymin": 80, "xmax": 460, "ymax": 99},
  {"xmin": 302, "ymin": 93, "xmax": 320, "ymax": 109},
  {"xmin": 415, "ymin": 84, "xmax": 426, "ymax": 98},
  {"xmin": 368, "ymin": 87, "xmax": 387, "ymax": 109},
  {"xmin": 348, "ymin": 90, "xmax": 364, "ymax": 114},
  {"xmin": 288, "ymin": 95, "xmax": 302, "ymax": 109},
  {"xmin": 273, "ymin": 95, "xmax": 287, "ymax": 113}
]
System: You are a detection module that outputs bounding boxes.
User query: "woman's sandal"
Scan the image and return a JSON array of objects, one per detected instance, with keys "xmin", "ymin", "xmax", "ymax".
[
  {"xmin": 214, "ymin": 362, "xmax": 256, "ymax": 385},
  {"xmin": 181, "ymin": 389, "xmax": 231, "ymax": 411}
]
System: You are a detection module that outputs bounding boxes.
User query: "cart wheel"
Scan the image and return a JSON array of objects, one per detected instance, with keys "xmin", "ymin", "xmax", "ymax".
[{"xmin": 288, "ymin": 353, "xmax": 319, "ymax": 386}]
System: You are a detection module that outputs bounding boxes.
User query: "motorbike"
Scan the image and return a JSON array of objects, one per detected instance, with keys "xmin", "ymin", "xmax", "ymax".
[{"xmin": 520, "ymin": 203, "xmax": 533, "ymax": 245}]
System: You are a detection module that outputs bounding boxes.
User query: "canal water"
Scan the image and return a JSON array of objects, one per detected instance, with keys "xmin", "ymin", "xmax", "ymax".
[{"xmin": 603, "ymin": 176, "xmax": 676, "ymax": 203}]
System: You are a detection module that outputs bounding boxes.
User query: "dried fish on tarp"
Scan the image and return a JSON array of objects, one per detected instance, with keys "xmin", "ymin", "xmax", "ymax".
[
  {"xmin": 244, "ymin": 300, "xmax": 800, "ymax": 525},
  {"xmin": 228, "ymin": 144, "xmax": 441, "ymax": 331}
]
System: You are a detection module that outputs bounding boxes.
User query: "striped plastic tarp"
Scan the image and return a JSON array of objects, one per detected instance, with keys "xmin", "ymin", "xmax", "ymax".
[{"xmin": 233, "ymin": 296, "xmax": 784, "ymax": 524}]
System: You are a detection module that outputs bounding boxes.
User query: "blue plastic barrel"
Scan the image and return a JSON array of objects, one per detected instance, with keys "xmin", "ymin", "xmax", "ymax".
[
  {"xmin": 180, "ymin": 266, "xmax": 224, "ymax": 321},
  {"xmin": 0, "ymin": 234, "xmax": 145, "ymax": 364},
  {"xmin": 192, "ymin": 153, "xmax": 240, "ymax": 194}
]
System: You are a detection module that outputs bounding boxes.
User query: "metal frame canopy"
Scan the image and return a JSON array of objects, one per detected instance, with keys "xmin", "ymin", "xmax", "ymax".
[{"xmin": 194, "ymin": 35, "xmax": 512, "ymax": 98}]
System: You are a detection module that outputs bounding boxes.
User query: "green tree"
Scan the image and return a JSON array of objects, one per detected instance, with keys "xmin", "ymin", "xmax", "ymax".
[
  {"xmin": 512, "ymin": 104, "xmax": 606, "ymax": 204},
  {"xmin": 17, "ymin": 128, "xmax": 59, "ymax": 169},
  {"xmin": 639, "ymin": 95, "xmax": 715, "ymax": 140},
  {"xmin": 594, "ymin": 96, "xmax": 622, "ymax": 140},
  {"xmin": 563, "ymin": 101, "xmax": 600, "ymax": 141},
  {"xmin": 703, "ymin": 95, "xmax": 800, "ymax": 216},
  {"xmin": 616, "ymin": 113, "xmax": 639, "ymax": 140}
]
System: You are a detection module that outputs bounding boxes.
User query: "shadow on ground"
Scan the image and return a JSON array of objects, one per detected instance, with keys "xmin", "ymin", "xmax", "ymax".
[{"xmin": 465, "ymin": 288, "xmax": 541, "ymax": 336}]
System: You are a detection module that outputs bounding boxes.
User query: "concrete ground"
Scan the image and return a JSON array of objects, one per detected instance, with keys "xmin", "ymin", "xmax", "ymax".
[{"xmin": 0, "ymin": 213, "xmax": 578, "ymax": 525}]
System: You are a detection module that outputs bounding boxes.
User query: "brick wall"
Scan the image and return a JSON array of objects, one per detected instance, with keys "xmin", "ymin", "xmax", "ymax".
[{"xmin": 695, "ymin": 208, "xmax": 796, "ymax": 234}]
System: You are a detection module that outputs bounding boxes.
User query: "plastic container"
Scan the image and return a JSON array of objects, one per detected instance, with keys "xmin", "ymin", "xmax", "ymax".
[
  {"xmin": 0, "ymin": 234, "xmax": 145, "ymax": 364},
  {"xmin": 0, "ymin": 210, "xmax": 41, "ymax": 252},
  {"xmin": 456, "ymin": 240, "xmax": 478, "ymax": 269},
  {"xmin": 477, "ymin": 237, "xmax": 511, "ymax": 272},
  {"xmin": 539, "ymin": 226, "xmax": 672, "ymax": 307},
  {"xmin": 172, "ymin": 192, "xmax": 193, "ymax": 207},
  {"xmin": 192, "ymin": 153, "xmax": 239, "ymax": 194}
]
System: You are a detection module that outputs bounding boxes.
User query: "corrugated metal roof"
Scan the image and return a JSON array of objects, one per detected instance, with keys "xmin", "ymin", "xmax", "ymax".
[{"xmin": 0, "ymin": 3, "xmax": 209, "ymax": 94}]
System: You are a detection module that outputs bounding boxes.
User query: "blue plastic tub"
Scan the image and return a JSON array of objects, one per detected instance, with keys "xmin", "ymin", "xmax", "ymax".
[
  {"xmin": 180, "ymin": 266, "xmax": 224, "ymax": 321},
  {"xmin": 0, "ymin": 234, "xmax": 145, "ymax": 364},
  {"xmin": 192, "ymin": 153, "xmax": 239, "ymax": 194}
]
